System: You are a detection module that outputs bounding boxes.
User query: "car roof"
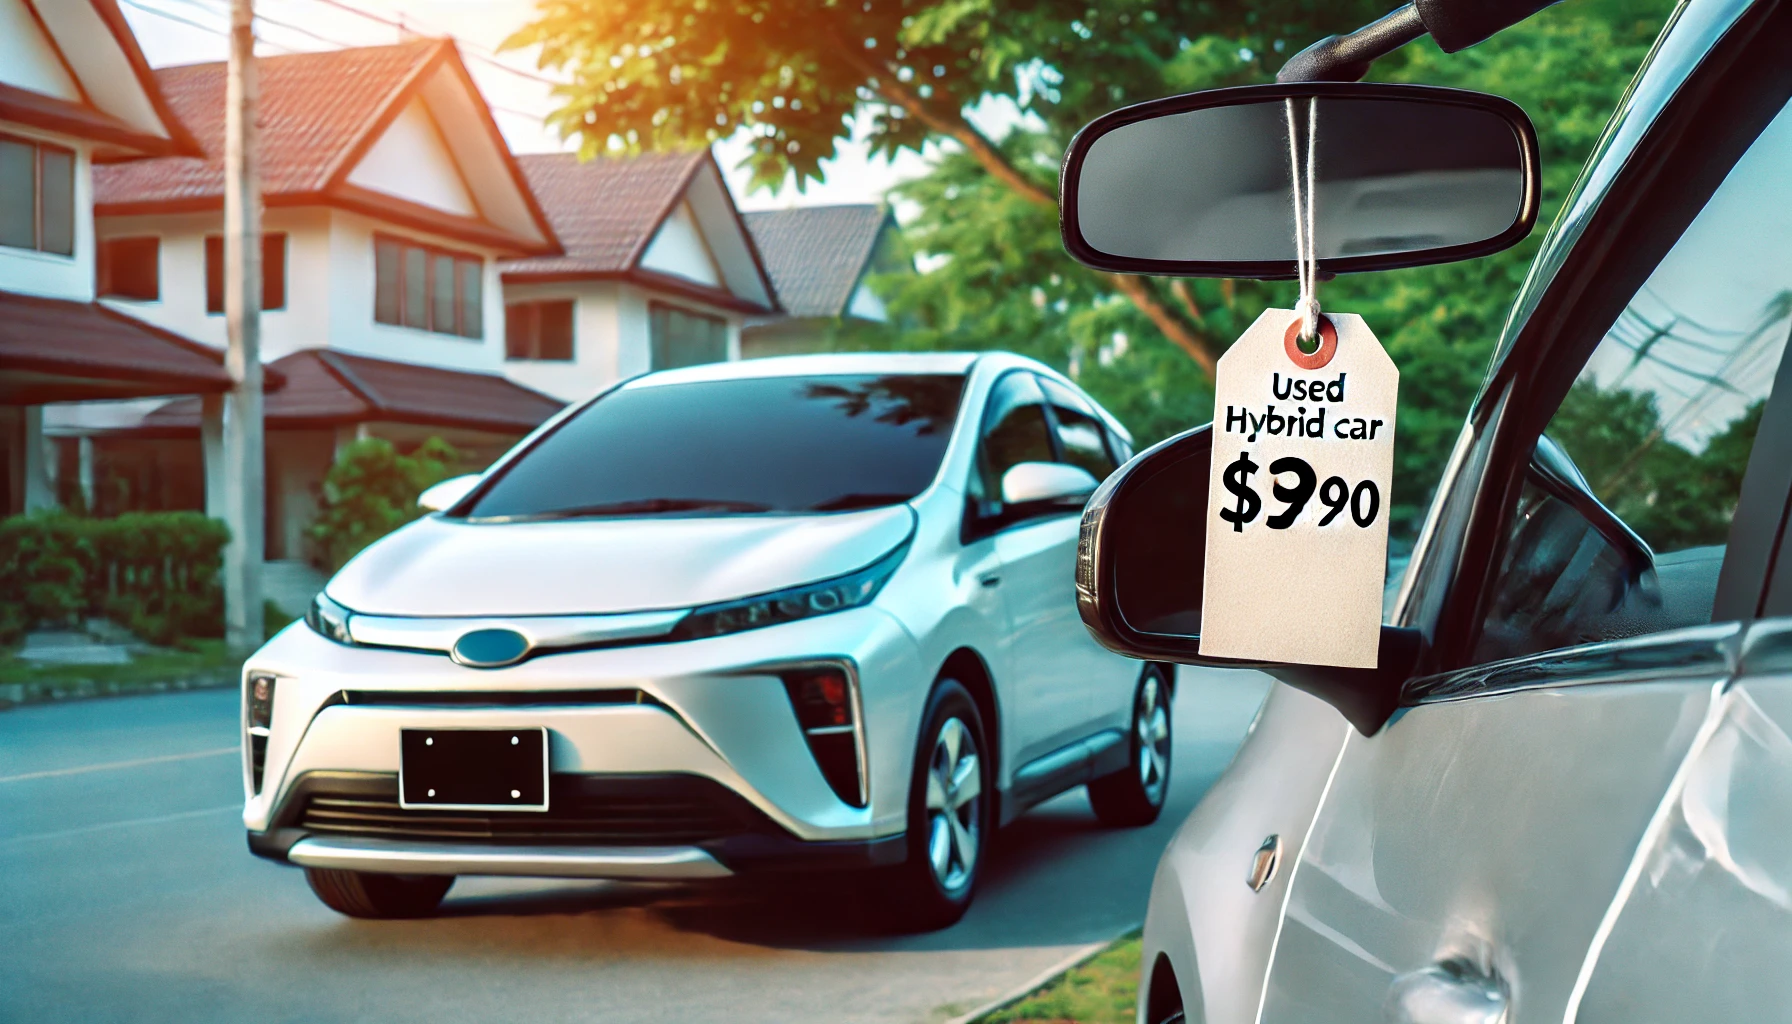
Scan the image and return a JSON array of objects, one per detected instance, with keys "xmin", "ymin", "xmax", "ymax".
[{"xmin": 622, "ymin": 352, "xmax": 984, "ymax": 389}]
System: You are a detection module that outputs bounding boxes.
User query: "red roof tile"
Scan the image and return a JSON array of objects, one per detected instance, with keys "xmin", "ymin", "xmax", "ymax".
[
  {"xmin": 502, "ymin": 151, "xmax": 708, "ymax": 277},
  {"xmin": 0, "ymin": 289, "xmax": 234, "ymax": 403},
  {"xmin": 142, "ymin": 348, "xmax": 562, "ymax": 434},
  {"xmin": 93, "ymin": 41, "xmax": 440, "ymax": 206}
]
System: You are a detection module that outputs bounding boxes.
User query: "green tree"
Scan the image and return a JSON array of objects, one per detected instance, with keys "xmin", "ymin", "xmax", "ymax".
[
  {"xmin": 509, "ymin": 0, "xmax": 1395, "ymax": 374},
  {"xmin": 307, "ymin": 437, "xmax": 463, "ymax": 571}
]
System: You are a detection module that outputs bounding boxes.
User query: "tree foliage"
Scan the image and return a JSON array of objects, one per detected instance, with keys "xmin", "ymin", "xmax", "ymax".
[
  {"xmin": 513, "ymin": 0, "xmax": 1677, "ymax": 538},
  {"xmin": 308, "ymin": 437, "xmax": 463, "ymax": 572}
]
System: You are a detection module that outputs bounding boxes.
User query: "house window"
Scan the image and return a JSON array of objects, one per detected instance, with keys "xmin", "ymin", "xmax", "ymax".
[
  {"xmin": 204, "ymin": 233, "xmax": 287, "ymax": 313},
  {"xmin": 649, "ymin": 303, "xmax": 728, "ymax": 371},
  {"xmin": 97, "ymin": 237, "xmax": 160, "ymax": 300},
  {"xmin": 506, "ymin": 300, "xmax": 575, "ymax": 361},
  {"xmin": 0, "ymin": 135, "xmax": 75, "ymax": 257},
  {"xmin": 372, "ymin": 234, "xmax": 483, "ymax": 338}
]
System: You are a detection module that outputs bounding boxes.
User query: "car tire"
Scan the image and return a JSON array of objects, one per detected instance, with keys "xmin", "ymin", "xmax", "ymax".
[
  {"xmin": 304, "ymin": 868, "xmax": 454, "ymax": 919},
  {"xmin": 1088, "ymin": 665, "xmax": 1172, "ymax": 827},
  {"xmin": 878, "ymin": 678, "xmax": 989, "ymax": 932}
]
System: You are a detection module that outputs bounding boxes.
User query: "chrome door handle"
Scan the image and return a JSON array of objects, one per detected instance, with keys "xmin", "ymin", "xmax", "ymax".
[{"xmin": 1387, "ymin": 958, "xmax": 1508, "ymax": 1024}]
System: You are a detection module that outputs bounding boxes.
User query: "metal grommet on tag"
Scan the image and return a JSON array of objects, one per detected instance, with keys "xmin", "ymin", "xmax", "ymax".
[{"xmin": 1283, "ymin": 314, "xmax": 1338, "ymax": 370}]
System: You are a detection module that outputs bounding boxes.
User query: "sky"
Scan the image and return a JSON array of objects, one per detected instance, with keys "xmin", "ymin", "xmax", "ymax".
[{"xmin": 115, "ymin": 0, "xmax": 938, "ymax": 212}]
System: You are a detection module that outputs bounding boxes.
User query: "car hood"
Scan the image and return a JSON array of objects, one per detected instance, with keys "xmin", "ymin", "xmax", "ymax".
[{"xmin": 326, "ymin": 505, "xmax": 917, "ymax": 617}]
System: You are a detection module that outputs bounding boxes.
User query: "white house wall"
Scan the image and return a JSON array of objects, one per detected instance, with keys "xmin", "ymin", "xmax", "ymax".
[
  {"xmin": 93, "ymin": 207, "xmax": 332, "ymax": 359},
  {"xmin": 0, "ymin": 0, "xmax": 80, "ymax": 100},
  {"xmin": 346, "ymin": 97, "xmax": 479, "ymax": 218},
  {"xmin": 639, "ymin": 200, "xmax": 722, "ymax": 287},
  {"xmin": 0, "ymin": 126, "xmax": 94, "ymax": 303},
  {"xmin": 847, "ymin": 280, "xmax": 888, "ymax": 321},
  {"xmin": 498, "ymin": 280, "xmax": 623, "ymax": 403},
  {"xmin": 327, "ymin": 209, "xmax": 506, "ymax": 373}
]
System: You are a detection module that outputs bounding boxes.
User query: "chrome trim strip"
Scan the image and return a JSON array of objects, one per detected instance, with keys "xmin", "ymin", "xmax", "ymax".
[
  {"xmin": 1400, "ymin": 622, "xmax": 1739, "ymax": 706},
  {"xmin": 287, "ymin": 837, "xmax": 733, "ymax": 879},
  {"xmin": 346, "ymin": 610, "xmax": 686, "ymax": 656}
]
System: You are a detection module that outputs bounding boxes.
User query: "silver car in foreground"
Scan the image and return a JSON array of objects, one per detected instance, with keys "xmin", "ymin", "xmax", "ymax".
[
  {"xmin": 242, "ymin": 352, "xmax": 1171, "ymax": 928},
  {"xmin": 1097, "ymin": 0, "xmax": 1792, "ymax": 1019}
]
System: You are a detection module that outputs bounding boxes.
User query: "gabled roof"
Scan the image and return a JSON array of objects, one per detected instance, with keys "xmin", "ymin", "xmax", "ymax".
[
  {"xmin": 140, "ymin": 348, "xmax": 562, "ymax": 434},
  {"xmin": 0, "ymin": 0, "xmax": 200, "ymax": 158},
  {"xmin": 0, "ymin": 289, "xmax": 254, "ymax": 404},
  {"xmin": 92, "ymin": 41, "xmax": 558, "ymax": 256},
  {"xmin": 744, "ymin": 205, "xmax": 895, "ymax": 318},
  {"xmin": 504, "ymin": 150, "xmax": 777, "ymax": 313}
]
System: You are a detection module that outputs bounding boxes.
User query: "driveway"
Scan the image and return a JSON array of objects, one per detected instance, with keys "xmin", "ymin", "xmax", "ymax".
[{"xmin": 0, "ymin": 668, "xmax": 1269, "ymax": 1024}]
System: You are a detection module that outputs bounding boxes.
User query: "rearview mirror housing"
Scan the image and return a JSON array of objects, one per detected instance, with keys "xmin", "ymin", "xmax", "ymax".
[
  {"xmin": 1076, "ymin": 425, "xmax": 1422, "ymax": 734},
  {"xmin": 1002, "ymin": 461, "xmax": 1100, "ymax": 506},
  {"xmin": 1060, "ymin": 82, "xmax": 1540, "ymax": 279},
  {"xmin": 418, "ymin": 474, "xmax": 479, "ymax": 513}
]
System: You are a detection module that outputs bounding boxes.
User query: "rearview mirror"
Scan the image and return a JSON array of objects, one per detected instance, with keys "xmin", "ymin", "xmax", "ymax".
[
  {"xmin": 1076, "ymin": 426, "xmax": 1421, "ymax": 734},
  {"xmin": 1060, "ymin": 82, "xmax": 1539, "ymax": 278},
  {"xmin": 418, "ymin": 474, "xmax": 479, "ymax": 513},
  {"xmin": 1002, "ymin": 461, "xmax": 1099, "ymax": 506}
]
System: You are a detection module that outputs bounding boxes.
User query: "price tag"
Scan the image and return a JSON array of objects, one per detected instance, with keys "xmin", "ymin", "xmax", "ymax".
[{"xmin": 1199, "ymin": 308, "xmax": 1398, "ymax": 668}]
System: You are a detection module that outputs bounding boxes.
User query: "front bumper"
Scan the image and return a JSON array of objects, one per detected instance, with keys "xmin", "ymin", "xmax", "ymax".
[{"xmin": 241, "ymin": 608, "xmax": 926, "ymax": 877}]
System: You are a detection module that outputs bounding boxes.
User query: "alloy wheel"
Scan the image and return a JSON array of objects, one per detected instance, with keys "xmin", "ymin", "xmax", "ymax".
[
  {"xmin": 1137, "ymin": 674, "xmax": 1170, "ymax": 804},
  {"xmin": 924, "ymin": 716, "xmax": 982, "ymax": 893}
]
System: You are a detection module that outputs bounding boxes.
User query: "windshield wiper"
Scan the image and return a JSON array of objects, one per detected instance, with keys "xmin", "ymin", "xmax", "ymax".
[{"xmin": 509, "ymin": 498, "xmax": 774, "ymax": 521}]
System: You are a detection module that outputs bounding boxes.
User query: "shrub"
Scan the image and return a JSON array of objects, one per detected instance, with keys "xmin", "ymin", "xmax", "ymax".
[
  {"xmin": 0, "ymin": 511, "xmax": 229, "ymax": 646},
  {"xmin": 308, "ymin": 436, "xmax": 464, "ymax": 572}
]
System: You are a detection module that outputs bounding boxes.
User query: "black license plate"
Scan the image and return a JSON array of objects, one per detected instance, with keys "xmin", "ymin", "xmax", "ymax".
[{"xmin": 399, "ymin": 727, "xmax": 548, "ymax": 811}]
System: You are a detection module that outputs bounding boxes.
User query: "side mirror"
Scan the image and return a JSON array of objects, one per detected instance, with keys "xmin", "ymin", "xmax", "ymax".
[
  {"xmin": 1076, "ymin": 425, "xmax": 1421, "ymax": 734},
  {"xmin": 1060, "ymin": 81, "xmax": 1539, "ymax": 278},
  {"xmin": 1528, "ymin": 435, "xmax": 1654, "ymax": 576},
  {"xmin": 418, "ymin": 474, "xmax": 479, "ymax": 513},
  {"xmin": 1002, "ymin": 462, "xmax": 1099, "ymax": 506}
]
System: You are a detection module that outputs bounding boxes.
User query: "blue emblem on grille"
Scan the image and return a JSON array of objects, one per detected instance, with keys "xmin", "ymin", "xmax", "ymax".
[{"xmin": 451, "ymin": 628, "xmax": 531, "ymax": 668}]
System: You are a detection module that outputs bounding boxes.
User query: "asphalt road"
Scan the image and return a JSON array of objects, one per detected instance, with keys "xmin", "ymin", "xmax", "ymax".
[{"xmin": 0, "ymin": 668, "xmax": 1269, "ymax": 1024}]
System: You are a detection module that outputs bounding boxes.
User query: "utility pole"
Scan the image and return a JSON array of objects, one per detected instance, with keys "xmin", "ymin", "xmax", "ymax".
[{"xmin": 223, "ymin": 0, "xmax": 264, "ymax": 650}]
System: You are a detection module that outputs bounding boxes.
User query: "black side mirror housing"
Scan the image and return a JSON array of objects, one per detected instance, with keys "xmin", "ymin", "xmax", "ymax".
[{"xmin": 1076, "ymin": 425, "xmax": 1422, "ymax": 734}]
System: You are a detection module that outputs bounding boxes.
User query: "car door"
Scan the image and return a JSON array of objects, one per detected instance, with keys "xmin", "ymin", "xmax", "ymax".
[
  {"xmin": 1261, "ymin": 50, "xmax": 1792, "ymax": 1024},
  {"xmin": 967, "ymin": 371, "xmax": 1090, "ymax": 767},
  {"xmin": 1038, "ymin": 376, "xmax": 1139, "ymax": 730}
]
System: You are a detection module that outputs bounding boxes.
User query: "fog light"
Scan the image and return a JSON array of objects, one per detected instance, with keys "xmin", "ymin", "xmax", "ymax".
[
  {"xmin": 782, "ymin": 666, "xmax": 865, "ymax": 807},
  {"xmin": 249, "ymin": 675, "xmax": 275, "ymax": 730}
]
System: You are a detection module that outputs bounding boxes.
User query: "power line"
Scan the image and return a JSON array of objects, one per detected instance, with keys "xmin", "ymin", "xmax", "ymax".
[
  {"xmin": 120, "ymin": 0, "xmax": 299, "ymax": 53},
  {"xmin": 295, "ymin": 0, "xmax": 564, "ymax": 87}
]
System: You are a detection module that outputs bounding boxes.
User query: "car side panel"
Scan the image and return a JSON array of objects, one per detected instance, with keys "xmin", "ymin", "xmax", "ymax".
[
  {"xmin": 1576, "ymin": 627, "xmax": 1792, "ymax": 1021},
  {"xmin": 1140, "ymin": 681, "xmax": 1348, "ymax": 1024},
  {"xmin": 1260, "ymin": 672, "xmax": 1716, "ymax": 1024}
]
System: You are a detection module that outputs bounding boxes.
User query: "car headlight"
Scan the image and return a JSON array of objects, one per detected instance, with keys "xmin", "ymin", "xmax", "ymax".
[
  {"xmin": 669, "ymin": 543, "xmax": 908, "ymax": 642},
  {"xmin": 305, "ymin": 592, "xmax": 353, "ymax": 644}
]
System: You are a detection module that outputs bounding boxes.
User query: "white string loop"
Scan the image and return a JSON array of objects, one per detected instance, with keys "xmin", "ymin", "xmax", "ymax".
[{"xmin": 1285, "ymin": 97, "xmax": 1320, "ymax": 342}]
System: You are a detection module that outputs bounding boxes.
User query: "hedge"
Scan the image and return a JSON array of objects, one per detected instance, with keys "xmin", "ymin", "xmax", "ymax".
[{"xmin": 0, "ymin": 511, "xmax": 230, "ymax": 647}]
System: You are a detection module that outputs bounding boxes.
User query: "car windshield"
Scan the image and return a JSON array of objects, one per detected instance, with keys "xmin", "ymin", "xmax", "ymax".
[{"xmin": 463, "ymin": 373, "xmax": 967, "ymax": 521}]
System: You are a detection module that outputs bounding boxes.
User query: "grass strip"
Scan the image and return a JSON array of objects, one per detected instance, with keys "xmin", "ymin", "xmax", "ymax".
[{"xmin": 978, "ymin": 931, "xmax": 1142, "ymax": 1024}]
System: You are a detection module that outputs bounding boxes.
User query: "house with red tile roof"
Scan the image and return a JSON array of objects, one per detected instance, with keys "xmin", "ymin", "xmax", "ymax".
[
  {"xmin": 0, "ymin": 0, "xmax": 253, "ymax": 516},
  {"xmin": 56, "ymin": 39, "xmax": 572, "ymax": 561},
  {"xmin": 500, "ymin": 150, "xmax": 778, "ymax": 402}
]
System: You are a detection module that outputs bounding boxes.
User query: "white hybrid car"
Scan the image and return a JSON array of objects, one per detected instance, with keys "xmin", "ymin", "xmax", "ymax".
[{"xmin": 242, "ymin": 352, "xmax": 1172, "ymax": 927}]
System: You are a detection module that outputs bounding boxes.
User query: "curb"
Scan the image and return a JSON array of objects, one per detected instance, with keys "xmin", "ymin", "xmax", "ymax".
[
  {"xmin": 0, "ymin": 673, "xmax": 238, "ymax": 711},
  {"xmin": 943, "ymin": 927, "xmax": 1137, "ymax": 1024}
]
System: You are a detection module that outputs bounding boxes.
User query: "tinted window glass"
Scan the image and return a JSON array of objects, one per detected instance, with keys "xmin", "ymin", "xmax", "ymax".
[
  {"xmin": 1476, "ymin": 97, "xmax": 1792, "ymax": 664},
  {"xmin": 0, "ymin": 139, "xmax": 31, "ymax": 250},
  {"xmin": 38, "ymin": 146, "xmax": 72, "ymax": 256},
  {"xmin": 432, "ymin": 253, "xmax": 456, "ymax": 333},
  {"xmin": 262, "ymin": 233, "xmax": 286, "ymax": 310},
  {"xmin": 1041, "ymin": 378, "xmax": 1118, "ymax": 480},
  {"xmin": 458, "ymin": 259, "xmax": 483, "ymax": 338},
  {"xmin": 972, "ymin": 373, "xmax": 1056, "ymax": 517},
  {"xmin": 466, "ymin": 373, "xmax": 966, "ymax": 520},
  {"xmin": 403, "ymin": 247, "xmax": 428, "ymax": 329},
  {"xmin": 651, "ymin": 303, "xmax": 728, "ymax": 369},
  {"xmin": 374, "ymin": 238, "xmax": 400, "ymax": 325},
  {"xmin": 98, "ymin": 237, "xmax": 159, "ymax": 301}
]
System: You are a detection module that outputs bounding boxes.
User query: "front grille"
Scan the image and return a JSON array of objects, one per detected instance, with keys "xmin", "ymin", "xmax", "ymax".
[{"xmin": 296, "ymin": 774, "xmax": 760, "ymax": 846}]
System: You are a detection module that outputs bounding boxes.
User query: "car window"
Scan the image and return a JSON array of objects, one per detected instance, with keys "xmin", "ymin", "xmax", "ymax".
[
  {"xmin": 1040, "ymin": 377, "xmax": 1119, "ymax": 480},
  {"xmin": 968, "ymin": 372, "xmax": 1058, "ymax": 522},
  {"xmin": 465, "ymin": 373, "xmax": 966, "ymax": 520},
  {"xmin": 1475, "ymin": 97, "xmax": 1792, "ymax": 664}
]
